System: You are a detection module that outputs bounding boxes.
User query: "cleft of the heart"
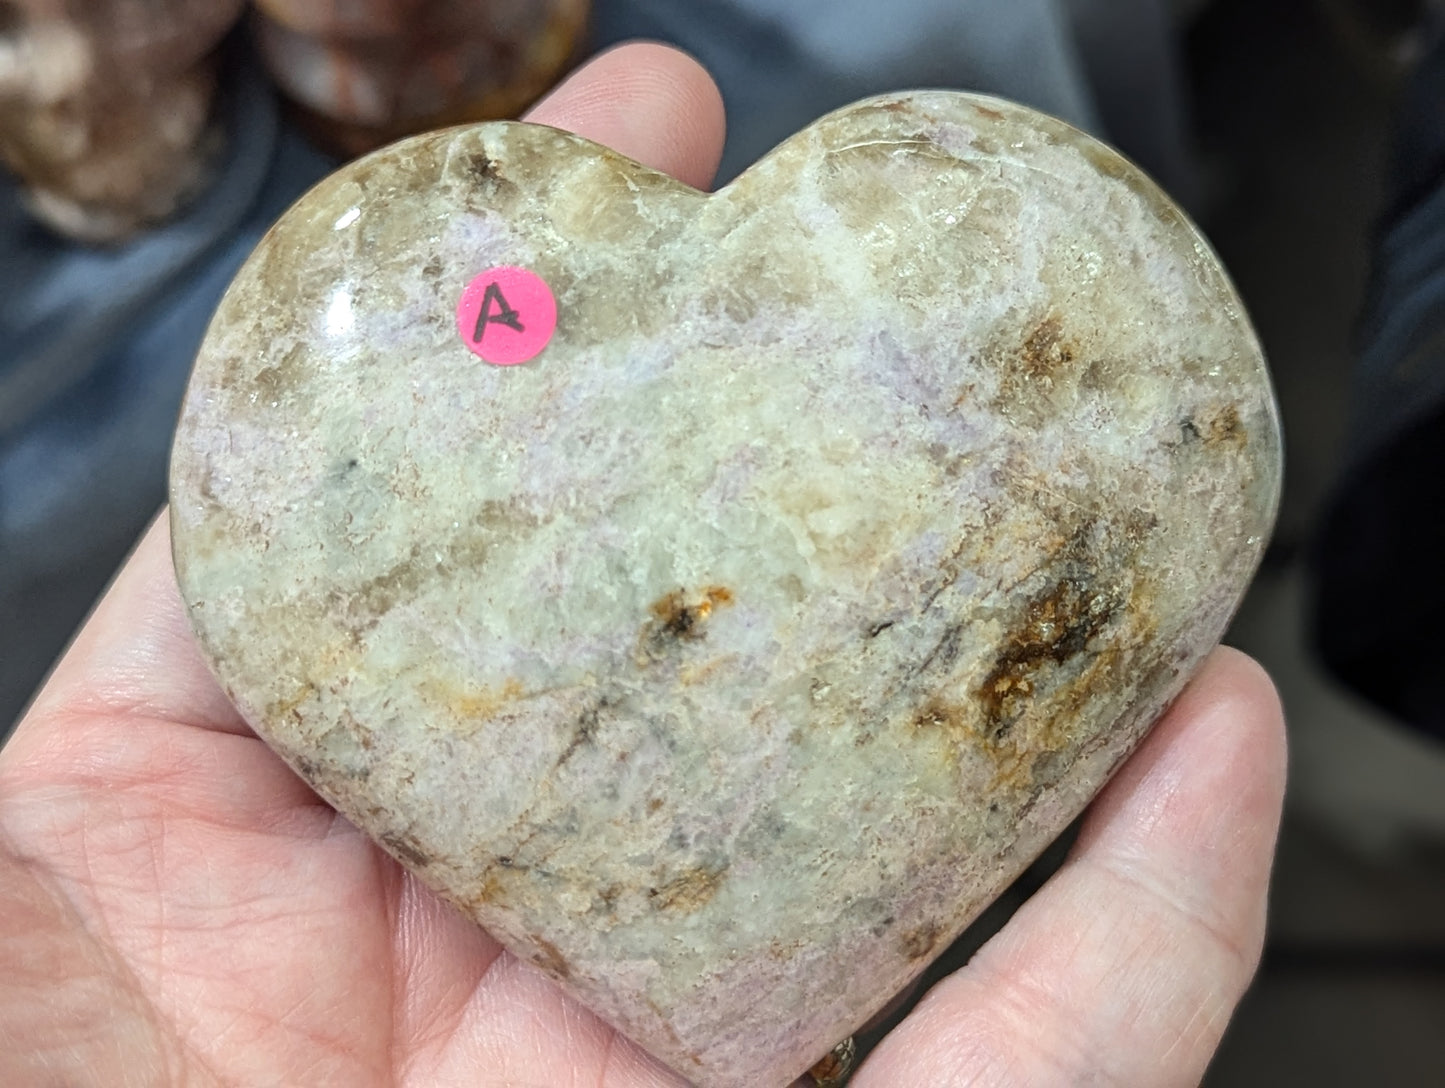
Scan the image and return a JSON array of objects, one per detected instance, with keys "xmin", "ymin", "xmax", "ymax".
[{"xmin": 170, "ymin": 92, "xmax": 1280, "ymax": 1088}]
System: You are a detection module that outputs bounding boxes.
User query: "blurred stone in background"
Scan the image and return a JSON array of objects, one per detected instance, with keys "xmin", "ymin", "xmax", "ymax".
[
  {"xmin": 252, "ymin": 0, "xmax": 589, "ymax": 156},
  {"xmin": 0, "ymin": 0, "xmax": 247, "ymax": 242}
]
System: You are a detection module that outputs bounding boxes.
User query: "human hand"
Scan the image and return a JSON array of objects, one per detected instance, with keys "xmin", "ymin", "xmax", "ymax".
[{"xmin": 0, "ymin": 44, "xmax": 1285, "ymax": 1088}]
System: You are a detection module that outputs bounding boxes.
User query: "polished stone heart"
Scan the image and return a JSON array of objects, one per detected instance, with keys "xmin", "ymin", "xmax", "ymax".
[{"xmin": 170, "ymin": 93, "xmax": 1280, "ymax": 1087}]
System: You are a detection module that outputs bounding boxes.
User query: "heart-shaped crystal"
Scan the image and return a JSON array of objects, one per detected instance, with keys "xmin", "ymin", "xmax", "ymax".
[{"xmin": 170, "ymin": 92, "xmax": 1280, "ymax": 1087}]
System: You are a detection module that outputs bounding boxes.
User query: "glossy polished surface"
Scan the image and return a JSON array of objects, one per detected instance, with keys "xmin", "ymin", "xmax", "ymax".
[{"xmin": 171, "ymin": 93, "xmax": 1280, "ymax": 1087}]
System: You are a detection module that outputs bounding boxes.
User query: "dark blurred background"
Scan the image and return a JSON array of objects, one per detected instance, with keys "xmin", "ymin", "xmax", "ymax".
[
  {"xmin": 1189, "ymin": 3, "xmax": 1445, "ymax": 1081},
  {"xmin": 3, "ymin": 0, "xmax": 1444, "ymax": 1082}
]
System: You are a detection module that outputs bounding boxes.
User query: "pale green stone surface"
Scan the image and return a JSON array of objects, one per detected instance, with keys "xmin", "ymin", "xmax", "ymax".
[{"xmin": 170, "ymin": 92, "xmax": 1281, "ymax": 1087}]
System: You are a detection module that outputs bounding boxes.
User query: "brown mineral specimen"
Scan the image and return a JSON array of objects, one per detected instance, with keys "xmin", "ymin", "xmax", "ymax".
[
  {"xmin": 0, "ymin": 0, "xmax": 245, "ymax": 242},
  {"xmin": 251, "ymin": 0, "xmax": 590, "ymax": 156},
  {"xmin": 170, "ymin": 93, "xmax": 1281, "ymax": 1086}
]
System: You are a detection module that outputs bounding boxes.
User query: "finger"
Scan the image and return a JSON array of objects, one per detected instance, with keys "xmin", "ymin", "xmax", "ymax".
[
  {"xmin": 525, "ymin": 41, "xmax": 726, "ymax": 190},
  {"xmin": 855, "ymin": 648, "xmax": 1287, "ymax": 1087}
]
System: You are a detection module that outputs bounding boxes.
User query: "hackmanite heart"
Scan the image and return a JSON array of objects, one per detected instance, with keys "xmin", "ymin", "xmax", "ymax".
[{"xmin": 170, "ymin": 92, "xmax": 1280, "ymax": 1087}]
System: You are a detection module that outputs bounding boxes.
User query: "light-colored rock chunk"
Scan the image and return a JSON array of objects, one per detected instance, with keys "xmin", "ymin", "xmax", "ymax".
[{"xmin": 170, "ymin": 92, "xmax": 1280, "ymax": 1088}]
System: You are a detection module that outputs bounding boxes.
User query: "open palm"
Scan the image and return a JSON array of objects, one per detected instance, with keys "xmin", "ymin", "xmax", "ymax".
[{"xmin": 0, "ymin": 45, "xmax": 1286, "ymax": 1088}]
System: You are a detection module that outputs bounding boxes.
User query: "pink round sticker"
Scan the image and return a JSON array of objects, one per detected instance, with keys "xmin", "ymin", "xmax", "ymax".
[{"xmin": 455, "ymin": 265, "xmax": 557, "ymax": 366}]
